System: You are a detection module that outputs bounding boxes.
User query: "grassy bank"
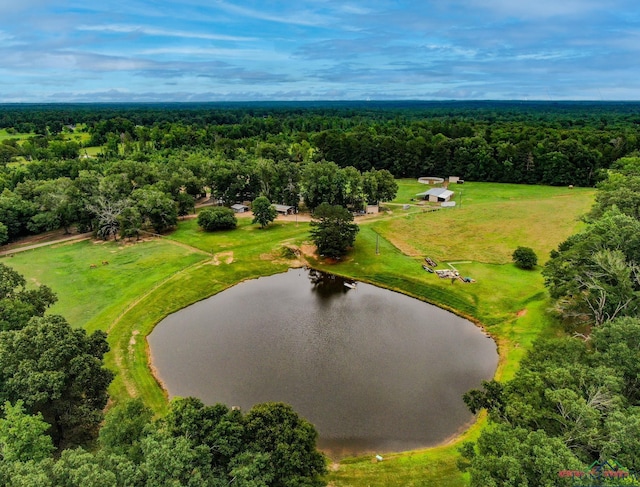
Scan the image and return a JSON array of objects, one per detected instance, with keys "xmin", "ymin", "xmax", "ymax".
[{"xmin": 2, "ymin": 181, "xmax": 595, "ymax": 486}]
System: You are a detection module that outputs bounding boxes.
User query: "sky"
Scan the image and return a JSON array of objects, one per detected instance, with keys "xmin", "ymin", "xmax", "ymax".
[{"xmin": 1, "ymin": 0, "xmax": 639, "ymax": 102}]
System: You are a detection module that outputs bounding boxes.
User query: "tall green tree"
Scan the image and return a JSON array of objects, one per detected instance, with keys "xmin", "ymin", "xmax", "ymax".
[
  {"xmin": 252, "ymin": 196, "xmax": 277, "ymax": 229},
  {"xmin": 592, "ymin": 317, "xmax": 640, "ymax": 403},
  {"xmin": 459, "ymin": 425, "xmax": 583, "ymax": 487},
  {"xmin": 132, "ymin": 188, "xmax": 178, "ymax": 234},
  {"xmin": 0, "ymin": 315, "xmax": 113, "ymax": 448},
  {"xmin": 99, "ymin": 398, "xmax": 152, "ymax": 463},
  {"xmin": 28, "ymin": 178, "xmax": 79, "ymax": 234},
  {"xmin": 140, "ymin": 430, "xmax": 216, "ymax": 487},
  {"xmin": 0, "ymin": 222, "xmax": 7, "ymax": 245},
  {"xmin": 309, "ymin": 203, "xmax": 359, "ymax": 259},
  {"xmin": 0, "ymin": 189, "xmax": 38, "ymax": 241},
  {"xmin": 0, "ymin": 401, "xmax": 54, "ymax": 463},
  {"xmin": 544, "ymin": 208, "xmax": 640, "ymax": 327},
  {"xmin": 243, "ymin": 402, "xmax": 327, "ymax": 487},
  {"xmin": 0, "ymin": 263, "xmax": 57, "ymax": 332},
  {"xmin": 301, "ymin": 161, "xmax": 343, "ymax": 210}
]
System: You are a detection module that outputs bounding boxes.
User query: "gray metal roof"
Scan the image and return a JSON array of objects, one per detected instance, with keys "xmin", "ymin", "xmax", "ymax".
[
  {"xmin": 273, "ymin": 204, "xmax": 293, "ymax": 212},
  {"xmin": 416, "ymin": 188, "xmax": 454, "ymax": 198}
]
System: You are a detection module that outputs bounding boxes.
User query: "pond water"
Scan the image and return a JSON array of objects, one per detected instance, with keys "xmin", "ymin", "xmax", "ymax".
[{"xmin": 148, "ymin": 268, "xmax": 498, "ymax": 457}]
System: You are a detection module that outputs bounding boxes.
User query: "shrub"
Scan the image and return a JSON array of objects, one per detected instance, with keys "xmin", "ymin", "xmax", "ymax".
[
  {"xmin": 197, "ymin": 207, "xmax": 237, "ymax": 231},
  {"xmin": 513, "ymin": 246, "xmax": 538, "ymax": 269}
]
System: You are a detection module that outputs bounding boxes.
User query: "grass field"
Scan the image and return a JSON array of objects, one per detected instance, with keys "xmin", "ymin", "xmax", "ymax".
[
  {"xmin": 0, "ymin": 126, "xmax": 92, "ymax": 145},
  {"xmin": 0, "ymin": 129, "xmax": 33, "ymax": 141},
  {"xmin": 1, "ymin": 181, "xmax": 596, "ymax": 486}
]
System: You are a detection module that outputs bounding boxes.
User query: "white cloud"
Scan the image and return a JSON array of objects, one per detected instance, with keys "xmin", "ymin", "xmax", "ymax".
[
  {"xmin": 137, "ymin": 47, "xmax": 290, "ymax": 61},
  {"xmin": 338, "ymin": 5, "xmax": 375, "ymax": 15},
  {"xmin": 77, "ymin": 24, "xmax": 255, "ymax": 42},
  {"xmin": 462, "ymin": 0, "xmax": 605, "ymax": 18},
  {"xmin": 213, "ymin": 0, "xmax": 333, "ymax": 27}
]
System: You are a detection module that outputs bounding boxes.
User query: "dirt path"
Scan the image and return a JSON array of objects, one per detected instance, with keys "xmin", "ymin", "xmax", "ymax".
[
  {"xmin": 0, "ymin": 232, "xmax": 93, "ymax": 256},
  {"xmin": 138, "ymin": 230, "xmax": 211, "ymax": 256},
  {"xmin": 109, "ymin": 257, "xmax": 212, "ymax": 398}
]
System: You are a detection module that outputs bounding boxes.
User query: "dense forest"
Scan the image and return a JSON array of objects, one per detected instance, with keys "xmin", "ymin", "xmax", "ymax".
[
  {"xmin": 1, "ymin": 101, "xmax": 640, "ymax": 245},
  {"xmin": 2, "ymin": 102, "xmax": 640, "ymax": 485}
]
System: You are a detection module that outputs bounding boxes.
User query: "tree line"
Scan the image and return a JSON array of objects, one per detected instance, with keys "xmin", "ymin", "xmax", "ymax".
[
  {"xmin": 0, "ymin": 148, "xmax": 396, "ymax": 245},
  {"xmin": 3, "ymin": 102, "xmax": 640, "ymax": 244},
  {"xmin": 459, "ymin": 157, "xmax": 640, "ymax": 486},
  {"xmin": 3, "ymin": 102, "xmax": 640, "ymax": 183}
]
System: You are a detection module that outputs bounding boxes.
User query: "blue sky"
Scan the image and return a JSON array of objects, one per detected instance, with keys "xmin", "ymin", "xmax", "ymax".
[{"xmin": 1, "ymin": 1, "xmax": 639, "ymax": 102}]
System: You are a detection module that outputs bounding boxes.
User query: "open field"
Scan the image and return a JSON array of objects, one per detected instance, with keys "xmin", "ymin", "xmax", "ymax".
[
  {"xmin": 387, "ymin": 180, "xmax": 594, "ymax": 264},
  {"xmin": 0, "ymin": 126, "xmax": 92, "ymax": 144},
  {"xmin": 1, "ymin": 181, "xmax": 595, "ymax": 486},
  {"xmin": 4, "ymin": 238, "xmax": 208, "ymax": 330},
  {"xmin": 0, "ymin": 129, "xmax": 34, "ymax": 141}
]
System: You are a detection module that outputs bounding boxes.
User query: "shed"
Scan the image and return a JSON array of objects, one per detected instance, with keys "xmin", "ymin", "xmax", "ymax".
[
  {"xmin": 231, "ymin": 204, "xmax": 249, "ymax": 213},
  {"xmin": 366, "ymin": 204, "xmax": 379, "ymax": 214},
  {"xmin": 273, "ymin": 204, "xmax": 295, "ymax": 215},
  {"xmin": 416, "ymin": 188, "xmax": 454, "ymax": 203},
  {"xmin": 418, "ymin": 176, "xmax": 445, "ymax": 185}
]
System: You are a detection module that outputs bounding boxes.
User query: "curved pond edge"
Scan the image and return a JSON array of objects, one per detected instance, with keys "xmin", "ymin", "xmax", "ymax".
[
  {"xmin": 121, "ymin": 262, "xmax": 504, "ymax": 450},
  {"xmin": 147, "ymin": 267, "xmax": 498, "ymax": 456},
  {"xmin": 102, "ymin": 248, "xmax": 508, "ymax": 462}
]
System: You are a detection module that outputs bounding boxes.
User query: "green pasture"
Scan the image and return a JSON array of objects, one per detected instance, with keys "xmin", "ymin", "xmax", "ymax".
[
  {"xmin": 386, "ymin": 180, "xmax": 594, "ymax": 264},
  {"xmin": 0, "ymin": 126, "xmax": 91, "ymax": 144},
  {"xmin": 4, "ymin": 238, "xmax": 208, "ymax": 331},
  {"xmin": 1, "ymin": 182, "xmax": 595, "ymax": 486},
  {"xmin": 83, "ymin": 145, "xmax": 102, "ymax": 156},
  {"xmin": 0, "ymin": 129, "xmax": 33, "ymax": 141},
  {"xmin": 170, "ymin": 214, "xmax": 310, "ymax": 256}
]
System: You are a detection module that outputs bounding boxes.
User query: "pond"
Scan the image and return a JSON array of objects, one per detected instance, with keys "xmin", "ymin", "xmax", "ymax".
[{"xmin": 148, "ymin": 268, "xmax": 498, "ymax": 457}]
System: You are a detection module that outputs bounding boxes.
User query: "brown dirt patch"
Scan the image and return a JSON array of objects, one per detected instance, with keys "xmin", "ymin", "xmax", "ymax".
[
  {"xmin": 128, "ymin": 330, "xmax": 140, "ymax": 351},
  {"xmin": 212, "ymin": 251, "xmax": 234, "ymax": 265},
  {"xmin": 387, "ymin": 238, "xmax": 422, "ymax": 257},
  {"xmin": 299, "ymin": 244, "xmax": 317, "ymax": 259},
  {"xmin": 516, "ymin": 309, "xmax": 528, "ymax": 317}
]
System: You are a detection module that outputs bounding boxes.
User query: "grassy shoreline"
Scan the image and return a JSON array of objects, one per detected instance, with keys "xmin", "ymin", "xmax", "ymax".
[{"xmin": 2, "ymin": 181, "xmax": 595, "ymax": 486}]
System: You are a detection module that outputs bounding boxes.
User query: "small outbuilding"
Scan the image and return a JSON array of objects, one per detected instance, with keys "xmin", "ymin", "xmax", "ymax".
[
  {"xmin": 418, "ymin": 176, "xmax": 445, "ymax": 185},
  {"xmin": 231, "ymin": 204, "xmax": 249, "ymax": 213},
  {"xmin": 273, "ymin": 204, "xmax": 295, "ymax": 215},
  {"xmin": 271, "ymin": 204, "xmax": 296, "ymax": 215},
  {"xmin": 416, "ymin": 188, "xmax": 454, "ymax": 203}
]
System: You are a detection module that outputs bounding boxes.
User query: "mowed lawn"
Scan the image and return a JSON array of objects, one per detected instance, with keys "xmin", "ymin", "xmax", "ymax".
[
  {"xmin": 170, "ymin": 213, "xmax": 310, "ymax": 258},
  {"xmin": 3, "ymin": 238, "xmax": 208, "ymax": 332}
]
